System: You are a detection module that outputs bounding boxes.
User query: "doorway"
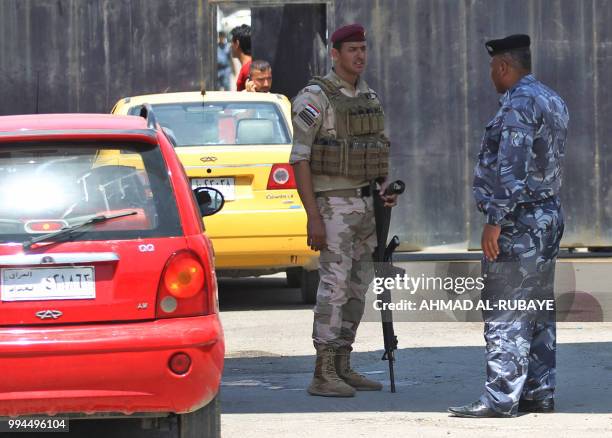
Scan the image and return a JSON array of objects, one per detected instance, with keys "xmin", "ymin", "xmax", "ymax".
[{"xmin": 212, "ymin": 0, "xmax": 331, "ymax": 99}]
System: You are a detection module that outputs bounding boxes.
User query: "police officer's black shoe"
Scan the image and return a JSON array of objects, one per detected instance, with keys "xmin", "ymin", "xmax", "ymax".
[
  {"xmin": 518, "ymin": 398, "xmax": 554, "ymax": 413},
  {"xmin": 448, "ymin": 400, "xmax": 514, "ymax": 418}
]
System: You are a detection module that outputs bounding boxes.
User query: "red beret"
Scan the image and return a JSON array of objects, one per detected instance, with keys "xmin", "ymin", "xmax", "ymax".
[{"xmin": 331, "ymin": 24, "xmax": 366, "ymax": 44}]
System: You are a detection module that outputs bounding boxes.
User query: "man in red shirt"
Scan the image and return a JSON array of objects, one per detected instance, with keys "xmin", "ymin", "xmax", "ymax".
[{"xmin": 230, "ymin": 24, "xmax": 252, "ymax": 91}]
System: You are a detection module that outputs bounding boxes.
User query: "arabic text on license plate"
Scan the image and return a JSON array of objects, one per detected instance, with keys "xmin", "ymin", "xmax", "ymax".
[
  {"xmin": 191, "ymin": 178, "xmax": 235, "ymax": 200},
  {"xmin": 0, "ymin": 267, "xmax": 96, "ymax": 301}
]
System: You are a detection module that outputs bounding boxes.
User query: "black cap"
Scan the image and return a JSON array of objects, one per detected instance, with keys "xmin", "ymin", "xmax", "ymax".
[{"xmin": 485, "ymin": 34, "xmax": 530, "ymax": 57}]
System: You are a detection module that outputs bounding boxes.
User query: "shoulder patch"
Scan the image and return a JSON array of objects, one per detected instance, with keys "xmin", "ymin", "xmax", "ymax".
[{"xmin": 297, "ymin": 103, "xmax": 321, "ymax": 128}]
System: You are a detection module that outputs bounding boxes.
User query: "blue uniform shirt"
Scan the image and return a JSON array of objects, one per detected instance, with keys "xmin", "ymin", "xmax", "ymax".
[{"xmin": 473, "ymin": 74, "xmax": 569, "ymax": 225}]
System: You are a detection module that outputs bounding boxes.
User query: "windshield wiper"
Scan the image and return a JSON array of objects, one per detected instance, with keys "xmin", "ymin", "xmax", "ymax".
[{"xmin": 22, "ymin": 211, "xmax": 138, "ymax": 251}]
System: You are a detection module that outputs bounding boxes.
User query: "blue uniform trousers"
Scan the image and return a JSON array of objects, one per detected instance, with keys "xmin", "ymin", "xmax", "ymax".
[{"xmin": 480, "ymin": 197, "xmax": 564, "ymax": 415}]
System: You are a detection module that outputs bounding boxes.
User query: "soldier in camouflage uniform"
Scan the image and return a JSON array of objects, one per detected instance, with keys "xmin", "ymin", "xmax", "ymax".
[
  {"xmin": 449, "ymin": 34, "xmax": 569, "ymax": 418},
  {"xmin": 290, "ymin": 24, "xmax": 397, "ymax": 397}
]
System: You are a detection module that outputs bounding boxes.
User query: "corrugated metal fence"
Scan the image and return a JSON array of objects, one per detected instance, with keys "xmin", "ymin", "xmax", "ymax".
[
  {"xmin": 1, "ymin": 0, "xmax": 610, "ymax": 249},
  {"xmin": 0, "ymin": 0, "xmax": 209, "ymax": 115},
  {"xmin": 337, "ymin": 0, "xmax": 612, "ymax": 250}
]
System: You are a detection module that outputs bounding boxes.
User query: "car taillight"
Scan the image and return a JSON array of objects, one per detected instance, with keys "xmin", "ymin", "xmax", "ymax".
[
  {"xmin": 157, "ymin": 251, "xmax": 209, "ymax": 318},
  {"xmin": 267, "ymin": 164, "xmax": 296, "ymax": 190}
]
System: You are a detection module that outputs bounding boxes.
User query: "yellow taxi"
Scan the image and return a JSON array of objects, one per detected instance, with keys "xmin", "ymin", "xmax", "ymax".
[{"xmin": 112, "ymin": 91, "xmax": 319, "ymax": 302}]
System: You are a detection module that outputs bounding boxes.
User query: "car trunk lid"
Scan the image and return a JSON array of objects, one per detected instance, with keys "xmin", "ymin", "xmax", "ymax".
[{"xmin": 0, "ymin": 238, "xmax": 187, "ymax": 326}]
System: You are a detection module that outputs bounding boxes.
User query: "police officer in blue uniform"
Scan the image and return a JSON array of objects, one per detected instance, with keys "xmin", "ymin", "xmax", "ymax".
[{"xmin": 448, "ymin": 34, "xmax": 569, "ymax": 418}]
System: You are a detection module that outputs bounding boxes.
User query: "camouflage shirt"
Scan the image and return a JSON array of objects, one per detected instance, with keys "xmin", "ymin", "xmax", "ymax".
[{"xmin": 473, "ymin": 74, "xmax": 569, "ymax": 225}]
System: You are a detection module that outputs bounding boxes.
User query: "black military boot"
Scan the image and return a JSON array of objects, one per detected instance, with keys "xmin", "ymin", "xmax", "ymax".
[
  {"xmin": 448, "ymin": 400, "xmax": 515, "ymax": 418},
  {"xmin": 518, "ymin": 398, "xmax": 554, "ymax": 413}
]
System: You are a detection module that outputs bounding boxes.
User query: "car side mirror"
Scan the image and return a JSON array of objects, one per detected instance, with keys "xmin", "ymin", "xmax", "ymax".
[{"xmin": 194, "ymin": 187, "xmax": 225, "ymax": 217}]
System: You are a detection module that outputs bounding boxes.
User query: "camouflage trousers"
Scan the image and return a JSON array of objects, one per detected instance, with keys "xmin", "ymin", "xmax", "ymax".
[
  {"xmin": 312, "ymin": 196, "xmax": 377, "ymax": 348},
  {"xmin": 480, "ymin": 198, "xmax": 564, "ymax": 415}
]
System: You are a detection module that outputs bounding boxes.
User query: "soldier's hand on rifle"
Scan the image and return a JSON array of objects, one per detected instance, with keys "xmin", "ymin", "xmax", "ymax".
[
  {"xmin": 378, "ymin": 180, "xmax": 398, "ymax": 207},
  {"xmin": 307, "ymin": 215, "xmax": 327, "ymax": 251}
]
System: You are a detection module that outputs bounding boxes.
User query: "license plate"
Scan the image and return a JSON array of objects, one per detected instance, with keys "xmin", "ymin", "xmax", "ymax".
[
  {"xmin": 1, "ymin": 267, "xmax": 95, "ymax": 301},
  {"xmin": 191, "ymin": 177, "xmax": 235, "ymax": 201}
]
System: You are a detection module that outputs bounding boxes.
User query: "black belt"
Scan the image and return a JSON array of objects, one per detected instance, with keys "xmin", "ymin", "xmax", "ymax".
[{"xmin": 516, "ymin": 196, "xmax": 558, "ymax": 208}]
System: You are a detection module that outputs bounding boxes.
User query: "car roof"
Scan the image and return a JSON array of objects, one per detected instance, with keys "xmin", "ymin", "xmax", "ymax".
[
  {"xmin": 0, "ymin": 113, "xmax": 159, "ymax": 144},
  {"xmin": 118, "ymin": 91, "xmax": 288, "ymax": 106},
  {"xmin": 0, "ymin": 114, "xmax": 148, "ymax": 132}
]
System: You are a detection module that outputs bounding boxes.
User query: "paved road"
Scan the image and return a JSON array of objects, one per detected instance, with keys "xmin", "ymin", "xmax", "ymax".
[
  {"xmin": 220, "ymin": 275, "xmax": 612, "ymax": 438},
  {"xmin": 7, "ymin": 274, "xmax": 611, "ymax": 437}
]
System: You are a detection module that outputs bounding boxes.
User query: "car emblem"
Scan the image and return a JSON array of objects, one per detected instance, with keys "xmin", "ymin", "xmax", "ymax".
[
  {"xmin": 35, "ymin": 310, "xmax": 63, "ymax": 320},
  {"xmin": 200, "ymin": 156, "xmax": 218, "ymax": 163}
]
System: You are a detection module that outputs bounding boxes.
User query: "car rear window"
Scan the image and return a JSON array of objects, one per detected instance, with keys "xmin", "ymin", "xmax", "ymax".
[
  {"xmin": 129, "ymin": 102, "xmax": 291, "ymax": 146},
  {"xmin": 0, "ymin": 141, "xmax": 182, "ymax": 243}
]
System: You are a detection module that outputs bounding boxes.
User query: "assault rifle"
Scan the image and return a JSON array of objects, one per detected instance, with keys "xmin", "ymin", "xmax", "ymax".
[{"xmin": 372, "ymin": 179, "xmax": 405, "ymax": 393}]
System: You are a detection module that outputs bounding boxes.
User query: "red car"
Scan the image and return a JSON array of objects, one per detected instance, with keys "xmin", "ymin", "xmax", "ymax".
[{"xmin": 0, "ymin": 108, "xmax": 224, "ymax": 437}]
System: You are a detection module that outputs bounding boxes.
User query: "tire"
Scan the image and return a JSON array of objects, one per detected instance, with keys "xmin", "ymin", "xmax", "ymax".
[
  {"xmin": 178, "ymin": 395, "xmax": 220, "ymax": 438},
  {"xmin": 300, "ymin": 269, "xmax": 320, "ymax": 304},
  {"xmin": 286, "ymin": 267, "xmax": 302, "ymax": 288}
]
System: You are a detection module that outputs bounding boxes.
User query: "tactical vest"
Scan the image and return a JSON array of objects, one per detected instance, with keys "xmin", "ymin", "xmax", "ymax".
[{"xmin": 309, "ymin": 76, "xmax": 389, "ymax": 180}]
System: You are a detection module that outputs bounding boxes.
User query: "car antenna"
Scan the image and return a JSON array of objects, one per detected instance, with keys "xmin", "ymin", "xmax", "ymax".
[{"xmin": 35, "ymin": 70, "xmax": 40, "ymax": 114}]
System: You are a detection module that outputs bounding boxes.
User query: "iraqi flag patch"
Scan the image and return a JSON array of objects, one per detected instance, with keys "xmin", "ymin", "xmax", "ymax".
[{"xmin": 297, "ymin": 103, "xmax": 321, "ymax": 128}]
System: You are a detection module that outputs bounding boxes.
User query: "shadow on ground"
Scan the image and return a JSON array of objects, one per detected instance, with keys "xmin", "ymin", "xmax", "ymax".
[
  {"xmin": 218, "ymin": 276, "xmax": 311, "ymax": 311},
  {"xmin": 222, "ymin": 342, "xmax": 612, "ymax": 415}
]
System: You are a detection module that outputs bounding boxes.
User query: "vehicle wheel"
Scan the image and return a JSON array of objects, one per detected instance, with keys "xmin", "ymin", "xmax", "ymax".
[
  {"xmin": 178, "ymin": 395, "xmax": 220, "ymax": 438},
  {"xmin": 300, "ymin": 269, "xmax": 319, "ymax": 304},
  {"xmin": 286, "ymin": 267, "xmax": 302, "ymax": 288}
]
